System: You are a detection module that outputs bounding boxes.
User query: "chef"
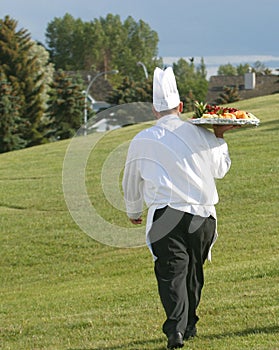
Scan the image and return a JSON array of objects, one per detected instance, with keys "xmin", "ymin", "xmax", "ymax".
[{"xmin": 122, "ymin": 66, "xmax": 235, "ymax": 349}]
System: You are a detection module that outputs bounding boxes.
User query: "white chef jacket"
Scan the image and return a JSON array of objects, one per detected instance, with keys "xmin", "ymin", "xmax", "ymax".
[{"xmin": 122, "ymin": 114, "xmax": 231, "ymax": 260}]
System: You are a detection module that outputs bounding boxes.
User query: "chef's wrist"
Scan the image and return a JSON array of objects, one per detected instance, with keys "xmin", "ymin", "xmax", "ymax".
[{"xmin": 214, "ymin": 132, "xmax": 224, "ymax": 138}]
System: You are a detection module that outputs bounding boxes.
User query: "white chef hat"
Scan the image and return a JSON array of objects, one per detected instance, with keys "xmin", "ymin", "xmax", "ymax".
[{"xmin": 153, "ymin": 67, "xmax": 180, "ymax": 112}]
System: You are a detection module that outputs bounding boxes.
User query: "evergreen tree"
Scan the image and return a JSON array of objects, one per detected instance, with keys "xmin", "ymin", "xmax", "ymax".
[
  {"xmin": 0, "ymin": 16, "xmax": 48, "ymax": 148},
  {"xmin": 0, "ymin": 72, "xmax": 24, "ymax": 152},
  {"xmin": 215, "ymin": 86, "xmax": 240, "ymax": 104},
  {"xmin": 108, "ymin": 76, "xmax": 153, "ymax": 105},
  {"xmin": 106, "ymin": 75, "xmax": 153, "ymax": 126},
  {"xmin": 28, "ymin": 42, "xmax": 55, "ymax": 112},
  {"xmin": 47, "ymin": 70, "xmax": 84, "ymax": 140}
]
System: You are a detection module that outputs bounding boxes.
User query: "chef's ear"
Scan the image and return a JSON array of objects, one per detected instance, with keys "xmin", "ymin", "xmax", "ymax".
[
  {"xmin": 152, "ymin": 105, "xmax": 161, "ymax": 119},
  {"xmin": 179, "ymin": 101, "xmax": 183, "ymax": 113}
]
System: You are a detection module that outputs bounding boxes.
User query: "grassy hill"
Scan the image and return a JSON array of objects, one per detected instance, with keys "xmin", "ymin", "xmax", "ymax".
[{"xmin": 1, "ymin": 94, "xmax": 279, "ymax": 349}]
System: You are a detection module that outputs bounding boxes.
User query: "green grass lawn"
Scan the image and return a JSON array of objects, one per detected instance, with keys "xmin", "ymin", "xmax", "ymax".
[{"xmin": 1, "ymin": 94, "xmax": 279, "ymax": 349}]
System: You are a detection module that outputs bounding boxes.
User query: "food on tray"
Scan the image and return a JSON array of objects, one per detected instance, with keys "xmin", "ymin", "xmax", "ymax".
[
  {"xmin": 193, "ymin": 101, "xmax": 258, "ymax": 121},
  {"xmin": 189, "ymin": 101, "xmax": 260, "ymax": 126}
]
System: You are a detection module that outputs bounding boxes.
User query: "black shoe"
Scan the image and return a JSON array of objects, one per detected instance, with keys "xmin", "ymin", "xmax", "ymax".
[
  {"xmin": 183, "ymin": 325, "xmax": 197, "ymax": 340},
  {"xmin": 167, "ymin": 332, "xmax": 184, "ymax": 349}
]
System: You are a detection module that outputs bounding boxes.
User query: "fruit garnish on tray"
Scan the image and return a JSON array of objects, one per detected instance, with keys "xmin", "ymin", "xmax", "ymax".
[{"xmin": 192, "ymin": 101, "xmax": 258, "ymax": 121}]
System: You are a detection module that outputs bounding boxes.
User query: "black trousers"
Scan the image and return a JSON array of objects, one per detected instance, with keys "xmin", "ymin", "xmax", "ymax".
[{"xmin": 150, "ymin": 206, "xmax": 216, "ymax": 337}]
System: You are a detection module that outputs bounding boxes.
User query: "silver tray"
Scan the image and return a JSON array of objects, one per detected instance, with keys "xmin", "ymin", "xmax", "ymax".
[{"xmin": 188, "ymin": 117, "xmax": 260, "ymax": 127}]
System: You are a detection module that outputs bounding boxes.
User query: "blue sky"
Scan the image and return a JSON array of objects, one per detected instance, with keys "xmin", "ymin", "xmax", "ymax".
[{"xmin": 2, "ymin": 0, "xmax": 279, "ymax": 75}]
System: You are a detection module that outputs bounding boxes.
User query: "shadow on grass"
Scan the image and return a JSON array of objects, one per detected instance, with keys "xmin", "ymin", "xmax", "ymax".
[
  {"xmin": 229, "ymin": 119, "xmax": 279, "ymax": 134},
  {"xmin": 203, "ymin": 324, "xmax": 279, "ymax": 340},
  {"xmin": 68, "ymin": 336, "xmax": 166, "ymax": 350},
  {"xmin": 68, "ymin": 325, "xmax": 279, "ymax": 349},
  {"xmin": 258, "ymin": 119, "xmax": 279, "ymax": 132}
]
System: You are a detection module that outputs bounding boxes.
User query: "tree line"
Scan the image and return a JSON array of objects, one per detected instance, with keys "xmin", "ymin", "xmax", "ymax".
[{"xmin": 0, "ymin": 13, "xmax": 271, "ymax": 153}]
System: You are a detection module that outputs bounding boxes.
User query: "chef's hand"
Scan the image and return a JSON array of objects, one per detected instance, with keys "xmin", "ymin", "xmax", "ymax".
[
  {"xmin": 213, "ymin": 124, "xmax": 241, "ymax": 138},
  {"xmin": 130, "ymin": 217, "xmax": 143, "ymax": 225}
]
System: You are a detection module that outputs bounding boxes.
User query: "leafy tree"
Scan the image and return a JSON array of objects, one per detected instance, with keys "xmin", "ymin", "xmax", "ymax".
[
  {"xmin": 109, "ymin": 58, "xmax": 208, "ymax": 113},
  {"xmin": 45, "ymin": 14, "xmax": 159, "ymax": 81},
  {"xmin": 0, "ymin": 16, "xmax": 49, "ymax": 148},
  {"xmin": 194, "ymin": 57, "xmax": 208, "ymax": 104},
  {"xmin": 92, "ymin": 14, "xmax": 127, "ymax": 73},
  {"xmin": 217, "ymin": 61, "xmax": 272, "ymax": 76},
  {"xmin": 0, "ymin": 72, "xmax": 24, "ymax": 153},
  {"xmin": 46, "ymin": 13, "xmax": 86, "ymax": 70},
  {"xmin": 217, "ymin": 63, "xmax": 237, "ymax": 76},
  {"xmin": 173, "ymin": 58, "xmax": 195, "ymax": 111},
  {"xmin": 236, "ymin": 63, "xmax": 250, "ymax": 75},
  {"xmin": 252, "ymin": 60, "xmax": 272, "ymax": 75},
  {"xmin": 47, "ymin": 70, "xmax": 84, "ymax": 140},
  {"xmin": 121, "ymin": 16, "xmax": 159, "ymax": 80},
  {"xmin": 173, "ymin": 58, "xmax": 208, "ymax": 112}
]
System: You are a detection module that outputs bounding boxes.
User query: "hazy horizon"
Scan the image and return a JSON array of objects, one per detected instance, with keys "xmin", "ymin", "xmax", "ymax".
[{"xmin": 163, "ymin": 55, "xmax": 279, "ymax": 79}]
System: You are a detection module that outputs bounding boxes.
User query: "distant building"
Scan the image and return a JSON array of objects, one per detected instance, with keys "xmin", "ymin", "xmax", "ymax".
[
  {"xmin": 88, "ymin": 118, "xmax": 120, "ymax": 132},
  {"xmin": 206, "ymin": 74, "xmax": 279, "ymax": 104},
  {"xmin": 84, "ymin": 92, "xmax": 113, "ymax": 113}
]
